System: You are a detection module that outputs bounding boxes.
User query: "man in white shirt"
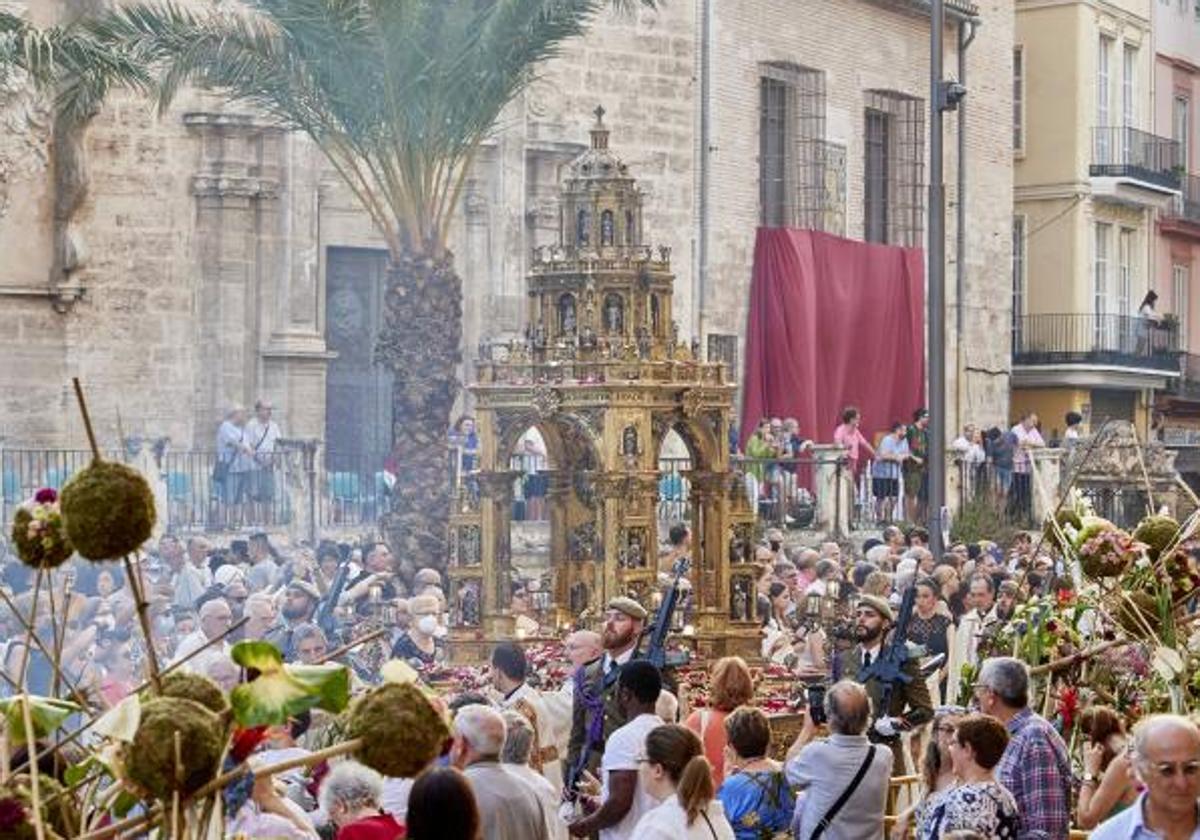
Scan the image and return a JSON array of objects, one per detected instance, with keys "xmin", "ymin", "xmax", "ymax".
[
  {"xmin": 568, "ymin": 660, "xmax": 663, "ymax": 839},
  {"xmin": 244, "ymin": 399, "xmax": 283, "ymax": 524},
  {"xmin": 1091, "ymin": 714, "xmax": 1200, "ymax": 840},
  {"xmin": 172, "ymin": 597, "xmax": 234, "ymax": 673},
  {"xmin": 947, "ymin": 573, "xmax": 1000, "ymax": 705},
  {"xmin": 493, "ymin": 642, "xmax": 563, "ymax": 789},
  {"xmin": 1009, "ymin": 412, "xmax": 1045, "ymax": 523}
]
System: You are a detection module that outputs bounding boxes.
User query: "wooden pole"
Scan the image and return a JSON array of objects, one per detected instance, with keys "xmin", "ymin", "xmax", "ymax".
[{"xmin": 72, "ymin": 377, "xmax": 101, "ymax": 460}]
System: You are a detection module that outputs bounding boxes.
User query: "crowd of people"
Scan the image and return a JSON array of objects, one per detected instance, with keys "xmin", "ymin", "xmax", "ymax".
[
  {"xmin": 740, "ymin": 408, "xmax": 1072, "ymax": 527},
  {"xmin": 2, "ymin": 515, "xmax": 1198, "ymax": 838}
]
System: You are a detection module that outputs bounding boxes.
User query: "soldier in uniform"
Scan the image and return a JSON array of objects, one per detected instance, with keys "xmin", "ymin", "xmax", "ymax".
[
  {"xmin": 851, "ymin": 594, "xmax": 933, "ymax": 775},
  {"xmin": 564, "ymin": 596, "xmax": 646, "ymax": 796},
  {"xmin": 491, "ymin": 642, "xmax": 562, "ymax": 790}
]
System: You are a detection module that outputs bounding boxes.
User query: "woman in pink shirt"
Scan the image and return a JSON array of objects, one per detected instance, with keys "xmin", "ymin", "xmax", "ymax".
[{"xmin": 833, "ymin": 406, "xmax": 875, "ymax": 476}]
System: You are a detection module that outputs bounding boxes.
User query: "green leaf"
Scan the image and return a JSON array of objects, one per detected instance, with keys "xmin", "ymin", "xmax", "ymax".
[
  {"xmin": 112, "ymin": 789, "xmax": 139, "ymax": 818},
  {"xmin": 230, "ymin": 662, "xmax": 349, "ymax": 727},
  {"xmin": 231, "ymin": 639, "xmax": 285, "ymax": 672},
  {"xmin": 0, "ymin": 695, "xmax": 81, "ymax": 744}
]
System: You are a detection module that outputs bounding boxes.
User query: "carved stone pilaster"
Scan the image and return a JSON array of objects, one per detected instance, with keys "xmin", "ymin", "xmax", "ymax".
[{"xmin": 476, "ymin": 470, "xmax": 521, "ymax": 502}]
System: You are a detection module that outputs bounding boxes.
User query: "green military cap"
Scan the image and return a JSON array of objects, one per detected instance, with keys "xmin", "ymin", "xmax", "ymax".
[
  {"xmin": 606, "ymin": 596, "xmax": 648, "ymax": 620},
  {"xmin": 856, "ymin": 594, "xmax": 894, "ymax": 623}
]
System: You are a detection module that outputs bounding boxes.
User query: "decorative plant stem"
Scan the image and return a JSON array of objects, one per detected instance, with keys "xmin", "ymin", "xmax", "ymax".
[
  {"xmin": 316, "ymin": 627, "xmax": 389, "ymax": 665},
  {"xmin": 123, "ymin": 553, "xmax": 162, "ymax": 695},
  {"xmin": 1029, "ymin": 638, "xmax": 1130, "ymax": 677},
  {"xmin": 21, "ymin": 693, "xmax": 46, "ymax": 840}
]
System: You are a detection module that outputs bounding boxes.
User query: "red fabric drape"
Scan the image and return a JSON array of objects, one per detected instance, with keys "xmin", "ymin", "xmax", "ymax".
[{"xmin": 740, "ymin": 228, "xmax": 926, "ymax": 448}]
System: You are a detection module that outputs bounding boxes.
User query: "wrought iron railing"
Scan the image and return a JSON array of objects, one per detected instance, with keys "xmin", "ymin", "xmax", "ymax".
[
  {"xmin": 1013, "ymin": 313, "xmax": 1180, "ymax": 371},
  {"xmin": 1167, "ymin": 173, "xmax": 1200, "ymax": 224},
  {"xmin": 1090, "ymin": 126, "xmax": 1182, "ymax": 190}
]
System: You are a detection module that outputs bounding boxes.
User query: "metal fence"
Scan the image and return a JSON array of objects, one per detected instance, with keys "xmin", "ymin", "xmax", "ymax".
[
  {"xmin": 1090, "ymin": 126, "xmax": 1182, "ymax": 189},
  {"xmin": 954, "ymin": 459, "xmax": 1037, "ymax": 528},
  {"xmin": 1013, "ymin": 313, "xmax": 1179, "ymax": 370},
  {"xmin": 735, "ymin": 455, "xmax": 822, "ymax": 530}
]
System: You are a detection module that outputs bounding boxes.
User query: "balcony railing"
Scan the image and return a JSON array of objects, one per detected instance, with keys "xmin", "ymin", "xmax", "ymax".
[
  {"xmin": 1167, "ymin": 173, "xmax": 1200, "ymax": 224},
  {"xmin": 1013, "ymin": 313, "xmax": 1180, "ymax": 371},
  {"xmin": 1090, "ymin": 127, "xmax": 1182, "ymax": 191}
]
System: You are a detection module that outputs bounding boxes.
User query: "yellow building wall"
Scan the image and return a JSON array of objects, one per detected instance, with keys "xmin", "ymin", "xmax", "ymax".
[
  {"xmin": 1011, "ymin": 388, "xmax": 1090, "ymax": 438},
  {"xmin": 1015, "ymin": 4, "xmax": 1087, "ymax": 188}
]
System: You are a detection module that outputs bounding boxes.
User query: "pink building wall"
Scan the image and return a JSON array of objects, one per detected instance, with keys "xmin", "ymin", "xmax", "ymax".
[{"xmin": 1153, "ymin": 2, "xmax": 1200, "ymax": 355}]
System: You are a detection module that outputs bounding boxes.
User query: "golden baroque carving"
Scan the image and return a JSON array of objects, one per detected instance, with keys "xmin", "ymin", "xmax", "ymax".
[{"xmin": 531, "ymin": 385, "xmax": 562, "ymax": 419}]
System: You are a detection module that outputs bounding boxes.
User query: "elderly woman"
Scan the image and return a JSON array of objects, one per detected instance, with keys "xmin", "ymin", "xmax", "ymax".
[
  {"xmin": 918, "ymin": 714, "xmax": 1019, "ymax": 839},
  {"xmin": 391, "ymin": 594, "xmax": 444, "ymax": 668},
  {"xmin": 318, "ymin": 760, "xmax": 404, "ymax": 840},
  {"xmin": 684, "ymin": 657, "xmax": 754, "ymax": 788}
]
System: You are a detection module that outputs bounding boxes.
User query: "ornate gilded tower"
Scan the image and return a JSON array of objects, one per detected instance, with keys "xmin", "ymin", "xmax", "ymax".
[{"xmin": 446, "ymin": 108, "xmax": 757, "ymax": 662}]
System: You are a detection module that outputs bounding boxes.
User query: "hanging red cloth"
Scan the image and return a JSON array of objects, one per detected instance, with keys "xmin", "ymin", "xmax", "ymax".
[{"xmin": 740, "ymin": 228, "xmax": 926, "ymax": 450}]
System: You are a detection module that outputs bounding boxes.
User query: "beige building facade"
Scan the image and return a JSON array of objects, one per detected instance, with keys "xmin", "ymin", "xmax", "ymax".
[
  {"xmin": 1013, "ymin": 0, "xmax": 1184, "ymax": 439},
  {"xmin": 0, "ymin": 0, "xmax": 1014, "ymax": 466}
]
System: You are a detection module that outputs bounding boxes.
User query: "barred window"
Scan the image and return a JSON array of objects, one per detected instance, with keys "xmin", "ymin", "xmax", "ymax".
[
  {"xmin": 758, "ymin": 63, "xmax": 827, "ymax": 229},
  {"xmin": 863, "ymin": 90, "xmax": 925, "ymax": 247}
]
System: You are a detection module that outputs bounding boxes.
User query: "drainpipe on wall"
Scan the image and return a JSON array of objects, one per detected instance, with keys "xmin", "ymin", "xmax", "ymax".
[
  {"xmin": 955, "ymin": 16, "xmax": 979, "ymax": 438},
  {"xmin": 696, "ymin": 0, "xmax": 713, "ymax": 349}
]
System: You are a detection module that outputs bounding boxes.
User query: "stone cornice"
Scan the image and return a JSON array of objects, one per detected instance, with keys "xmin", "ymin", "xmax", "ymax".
[
  {"xmin": 182, "ymin": 112, "xmax": 287, "ymax": 133},
  {"xmin": 191, "ymin": 174, "xmax": 280, "ymax": 199}
]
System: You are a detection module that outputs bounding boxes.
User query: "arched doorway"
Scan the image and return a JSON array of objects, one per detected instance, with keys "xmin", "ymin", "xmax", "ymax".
[{"xmin": 509, "ymin": 426, "xmax": 551, "ymax": 628}]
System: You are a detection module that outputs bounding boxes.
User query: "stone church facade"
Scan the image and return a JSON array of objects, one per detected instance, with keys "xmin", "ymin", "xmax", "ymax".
[{"xmin": 0, "ymin": 0, "xmax": 1014, "ymax": 466}]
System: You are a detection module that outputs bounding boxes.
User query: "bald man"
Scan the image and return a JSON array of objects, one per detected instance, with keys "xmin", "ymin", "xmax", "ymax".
[
  {"xmin": 542, "ymin": 631, "xmax": 603, "ymax": 783},
  {"xmin": 172, "ymin": 597, "xmax": 233, "ymax": 674},
  {"xmin": 1091, "ymin": 714, "xmax": 1200, "ymax": 839}
]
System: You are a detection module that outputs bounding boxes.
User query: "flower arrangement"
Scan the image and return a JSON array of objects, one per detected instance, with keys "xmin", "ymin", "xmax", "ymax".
[
  {"xmin": 10, "ymin": 488, "xmax": 74, "ymax": 569},
  {"xmin": 1077, "ymin": 525, "xmax": 1144, "ymax": 580}
]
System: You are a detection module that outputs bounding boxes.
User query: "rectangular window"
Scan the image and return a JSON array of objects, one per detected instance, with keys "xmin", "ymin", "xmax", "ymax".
[
  {"xmin": 1097, "ymin": 36, "xmax": 1113, "ymax": 162},
  {"xmin": 1013, "ymin": 47, "xmax": 1025, "ymax": 153},
  {"xmin": 759, "ymin": 63, "xmax": 827, "ymax": 229},
  {"xmin": 1013, "ymin": 216, "xmax": 1027, "ymax": 349},
  {"xmin": 760, "ymin": 76, "xmax": 788, "ymax": 227},
  {"xmin": 1175, "ymin": 96, "xmax": 1191, "ymax": 170},
  {"xmin": 1176, "ymin": 263, "xmax": 1191, "ymax": 347},
  {"xmin": 1118, "ymin": 227, "xmax": 1134, "ymax": 349},
  {"xmin": 1123, "ymin": 45, "xmax": 1137, "ymax": 129},
  {"xmin": 1094, "ymin": 222, "xmax": 1112, "ymax": 348},
  {"xmin": 863, "ymin": 90, "xmax": 925, "ymax": 247},
  {"xmin": 864, "ymin": 108, "xmax": 890, "ymax": 243}
]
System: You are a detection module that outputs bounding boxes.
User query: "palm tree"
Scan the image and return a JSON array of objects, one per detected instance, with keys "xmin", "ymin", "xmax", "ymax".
[{"xmin": 7, "ymin": 0, "xmax": 652, "ymax": 570}]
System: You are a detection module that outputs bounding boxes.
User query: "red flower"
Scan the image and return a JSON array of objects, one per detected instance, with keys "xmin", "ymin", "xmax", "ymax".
[
  {"xmin": 230, "ymin": 725, "xmax": 269, "ymax": 763},
  {"xmin": 1057, "ymin": 687, "xmax": 1079, "ymax": 732},
  {"xmin": 1056, "ymin": 589, "xmax": 1076, "ymax": 607},
  {"xmin": 0, "ymin": 797, "xmax": 26, "ymax": 831},
  {"xmin": 33, "ymin": 488, "xmax": 57, "ymax": 504}
]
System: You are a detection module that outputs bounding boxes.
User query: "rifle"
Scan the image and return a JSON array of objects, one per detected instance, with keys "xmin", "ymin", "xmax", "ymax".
[
  {"xmin": 316, "ymin": 561, "xmax": 352, "ymax": 642},
  {"xmin": 637, "ymin": 556, "xmax": 691, "ymax": 670},
  {"xmin": 859, "ymin": 585, "xmax": 916, "ymax": 723}
]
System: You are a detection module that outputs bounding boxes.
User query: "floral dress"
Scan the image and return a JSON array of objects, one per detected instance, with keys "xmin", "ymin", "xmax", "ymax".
[
  {"xmin": 716, "ymin": 769, "xmax": 795, "ymax": 840},
  {"xmin": 918, "ymin": 781, "xmax": 1020, "ymax": 840}
]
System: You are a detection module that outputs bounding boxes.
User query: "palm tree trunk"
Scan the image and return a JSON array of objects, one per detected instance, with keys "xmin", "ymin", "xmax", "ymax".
[{"xmin": 376, "ymin": 248, "xmax": 462, "ymax": 574}]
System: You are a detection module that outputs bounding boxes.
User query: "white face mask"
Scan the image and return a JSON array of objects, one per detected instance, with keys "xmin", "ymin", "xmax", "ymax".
[{"xmin": 417, "ymin": 615, "xmax": 439, "ymax": 636}]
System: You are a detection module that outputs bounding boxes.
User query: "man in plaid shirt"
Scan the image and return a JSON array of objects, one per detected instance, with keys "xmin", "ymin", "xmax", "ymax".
[{"xmin": 976, "ymin": 656, "xmax": 1072, "ymax": 840}]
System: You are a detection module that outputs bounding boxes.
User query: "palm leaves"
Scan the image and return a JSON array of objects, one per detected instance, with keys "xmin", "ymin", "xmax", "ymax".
[{"xmin": 20, "ymin": 0, "xmax": 653, "ymax": 256}]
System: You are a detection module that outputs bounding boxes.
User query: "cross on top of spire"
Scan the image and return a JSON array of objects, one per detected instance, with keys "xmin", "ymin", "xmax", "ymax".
[{"xmin": 590, "ymin": 104, "xmax": 609, "ymax": 150}]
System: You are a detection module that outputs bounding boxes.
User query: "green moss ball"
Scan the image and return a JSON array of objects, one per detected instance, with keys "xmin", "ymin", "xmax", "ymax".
[
  {"xmin": 1071, "ymin": 516, "xmax": 1116, "ymax": 553},
  {"xmin": 346, "ymin": 683, "xmax": 450, "ymax": 778},
  {"xmin": 1041, "ymin": 509, "xmax": 1083, "ymax": 556},
  {"xmin": 60, "ymin": 460, "xmax": 156, "ymax": 561},
  {"xmin": 1116, "ymin": 590, "xmax": 1160, "ymax": 638},
  {"xmin": 124, "ymin": 697, "xmax": 224, "ymax": 802},
  {"xmin": 1133, "ymin": 514, "xmax": 1180, "ymax": 561},
  {"xmin": 159, "ymin": 671, "xmax": 229, "ymax": 716},
  {"xmin": 10, "ymin": 507, "xmax": 73, "ymax": 569}
]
